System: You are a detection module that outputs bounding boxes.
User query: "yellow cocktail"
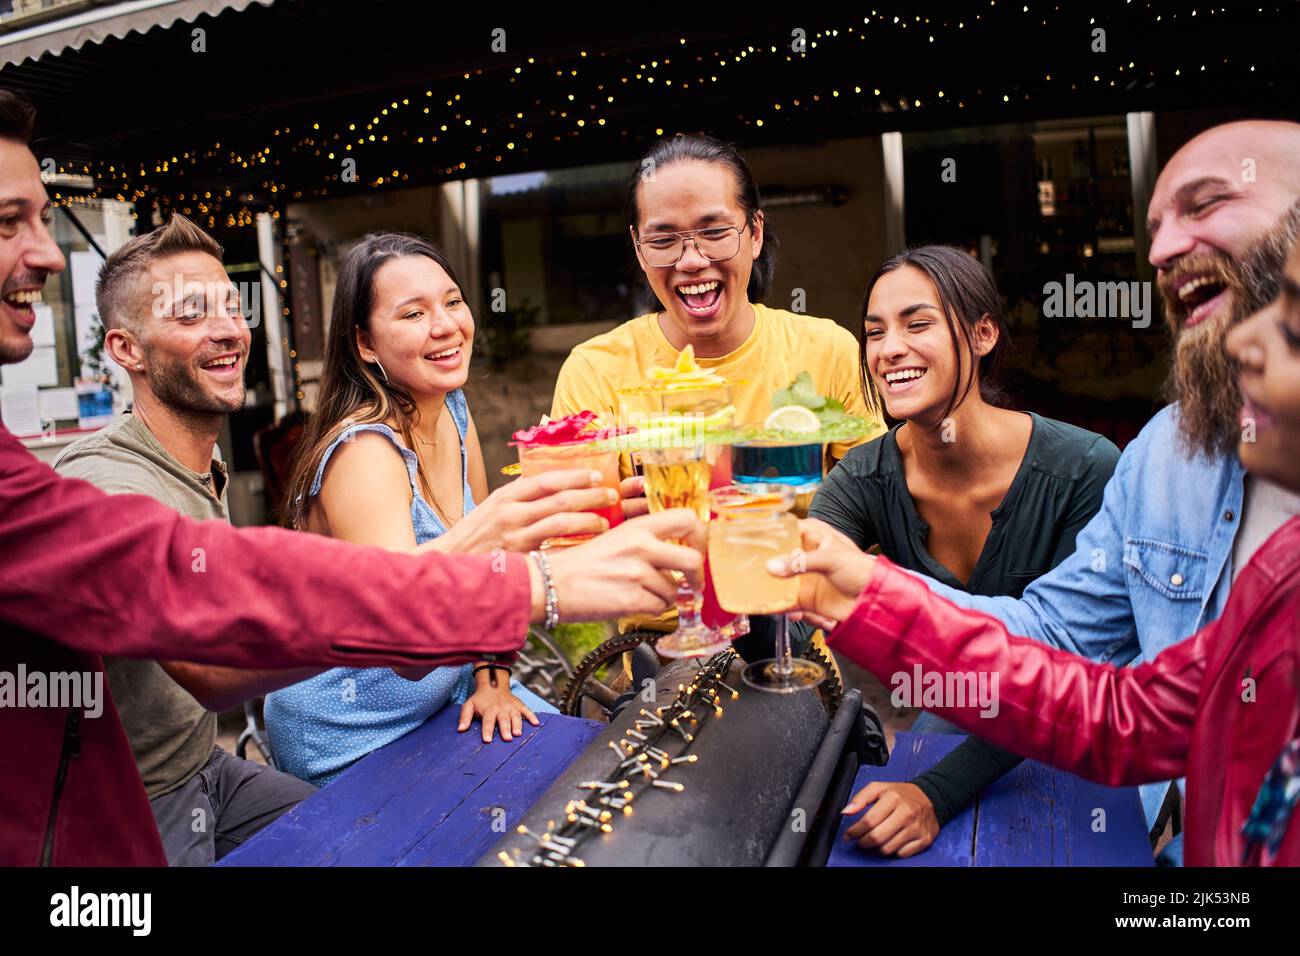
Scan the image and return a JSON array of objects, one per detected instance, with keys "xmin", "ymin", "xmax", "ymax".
[
  {"xmin": 640, "ymin": 445, "xmax": 727, "ymax": 658},
  {"xmin": 642, "ymin": 449, "xmax": 711, "ymax": 521}
]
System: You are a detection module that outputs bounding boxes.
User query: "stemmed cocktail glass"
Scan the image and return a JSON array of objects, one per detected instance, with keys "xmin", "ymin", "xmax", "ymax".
[
  {"xmin": 725, "ymin": 440, "xmax": 828, "ymax": 691},
  {"xmin": 641, "ymin": 444, "xmax": 731, "ymax": 658},
  {"xmin": 708, "ymin": 485, "xmax": 822, "ymax": 692}
]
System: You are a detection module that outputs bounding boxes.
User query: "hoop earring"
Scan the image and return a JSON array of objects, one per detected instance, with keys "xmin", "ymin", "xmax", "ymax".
[{"xmin": 372, "ymin": 359, "xmax": 389, "ymax": 384}]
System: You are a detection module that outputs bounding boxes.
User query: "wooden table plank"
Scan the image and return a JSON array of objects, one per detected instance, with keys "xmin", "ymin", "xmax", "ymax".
[
  {"xmin": 974, "ymin": 754, "xmax": 1153, "ymax": 867},
  {"xmin": 395, "ymin": 713, "xmax": 602, "ymax": 867},
  {"xmin": 219, "ymin": 710, "xmax": 602, "ymax": 867},
  {"xmin": 827, "ymin": 733, "xmax": 1152, "ymax": 867},
  {"xmin": 828, "ymin": 733, "xmax": 976, "ymax": 867}
]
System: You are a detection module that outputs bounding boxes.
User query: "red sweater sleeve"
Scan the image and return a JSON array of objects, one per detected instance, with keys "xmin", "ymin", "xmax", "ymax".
[
  {"xmin": 0, "ymin": 427, "xmax": 531, "ymax": 668},
  {"xmin": 827, "ymin": 558, "xmax": 1208, "ymax": 787}
]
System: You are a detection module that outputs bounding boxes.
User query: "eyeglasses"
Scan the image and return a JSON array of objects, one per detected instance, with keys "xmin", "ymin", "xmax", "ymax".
[{"xmin": 632, "ymin": 222, "xmax": 748, "ymax": 268}]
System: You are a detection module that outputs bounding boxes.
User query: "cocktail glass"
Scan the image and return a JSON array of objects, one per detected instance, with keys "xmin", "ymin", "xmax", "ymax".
[
  {"xmin": 708, "ymin": 485, "xmax": 825, "ymax": 693},
  {"xmin": 730, "ymin": 440, "xmax": 825, "ymax": 518},
  {"xmin": 641, "ymin": 444, "xmax": 730, "ymax": 658},
  {"xmin": 517, "ymin": 439, "xmax": 622, "ymax": 548},
  {"xmin": 730, "ymin": 440, "xmax": 823, "ymax": 486},
  {"xmin": 658, "ymin": 384, "xmax": 739, "ymax": 633}
]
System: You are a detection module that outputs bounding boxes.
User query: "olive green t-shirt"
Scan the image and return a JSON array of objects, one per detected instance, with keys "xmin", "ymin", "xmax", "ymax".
[{"xmin": 53, "ymin": 412, "xmax": 228, "ymax": 798}]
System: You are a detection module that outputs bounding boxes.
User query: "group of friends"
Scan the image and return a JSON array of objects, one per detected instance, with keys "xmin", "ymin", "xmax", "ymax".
[{"xmin": 1, "ymin": 87, "xmax": 1297, "ymax": 868}]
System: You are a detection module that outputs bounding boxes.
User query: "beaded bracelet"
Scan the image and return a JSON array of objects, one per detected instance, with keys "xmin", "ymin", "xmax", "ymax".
[{"xmin": 529, "ymin": 549, "xmax": 560, "ymax": 629}]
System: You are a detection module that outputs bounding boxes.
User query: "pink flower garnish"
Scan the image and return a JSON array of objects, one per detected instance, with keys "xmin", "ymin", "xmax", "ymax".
[
  {"xmin": 511, "ymin": 411, "xmax": 637, "ymax": 446},
  {"xmin": 511, "ymin": 411, "xmax": 596, "ymax": 446}
]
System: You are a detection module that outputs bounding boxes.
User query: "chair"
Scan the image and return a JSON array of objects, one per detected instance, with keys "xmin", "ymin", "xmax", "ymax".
[
  {"xmin": 236, "ymin": 699, "xmax": 277, "ymax": 769},
  {"xmin": 251, "ymin": 411, "xmax": 309, "ymax": 523}
]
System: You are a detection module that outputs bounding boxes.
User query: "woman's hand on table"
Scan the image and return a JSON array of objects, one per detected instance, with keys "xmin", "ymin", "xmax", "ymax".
[
  {"xmin": 619, "ymin": 475, "xmax": 649, "ymax": 519},
  {"xmin": 540, "ymin": 509, "xmax": 706, "ymax": 622},
  {"xmin": 429, "ymin": 468, "xmax": 617, "ymax": 555},
  {"xmin": 842, "ymin": 781, "xmax": 941, "ymax": 858},
  {"xmin": 765, "ymin": 518, "xmax": 877, "ymax": 628},
  {"xmin": 458, "ymin": 667, "xmax": 540, "ymax": 743}
]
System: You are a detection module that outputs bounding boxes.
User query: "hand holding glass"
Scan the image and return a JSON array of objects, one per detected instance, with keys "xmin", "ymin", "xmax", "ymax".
[{"xmin": 708, "ymin": 485, "xmax": 825, "ymax": 692}]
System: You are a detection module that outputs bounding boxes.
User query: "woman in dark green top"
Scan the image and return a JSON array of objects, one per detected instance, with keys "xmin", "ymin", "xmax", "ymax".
[{"xmin": 809, "ymin": 245, "xmax": 1120, "ymax": 858}]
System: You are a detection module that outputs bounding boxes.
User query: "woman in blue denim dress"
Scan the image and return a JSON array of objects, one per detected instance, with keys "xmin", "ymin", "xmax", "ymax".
[{"xmin": 265, "ymin": 233, "xmax": 613, "ymax": 787}]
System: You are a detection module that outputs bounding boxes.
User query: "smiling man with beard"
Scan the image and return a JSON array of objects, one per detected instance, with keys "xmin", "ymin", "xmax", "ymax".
[
  {"xmin": 51, "ymin": 215, "xmax": 323, "ymax": 865},
  {"xmin": 840, "ymin": 120, "xmax": 1300, "ymax": 864},
  {"xmin": 1150, "ymin": 128, "xmax": 1300, "ymax": 569}
]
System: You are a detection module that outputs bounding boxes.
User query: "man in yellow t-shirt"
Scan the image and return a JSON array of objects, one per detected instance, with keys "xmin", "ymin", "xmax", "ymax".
[
  {"xmin": 552, "ymin": 301, "xmax": 883, "ymax": 477},
  {"xmin": 551, "ymin": 135, "xmax": 885, "ymax": 472},
  {"xmin": 549, "ymin": 133, "xmax": 883, "ymax": 653}
]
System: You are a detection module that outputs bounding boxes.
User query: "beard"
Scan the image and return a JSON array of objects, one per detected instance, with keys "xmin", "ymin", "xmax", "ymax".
[
  {"xmin": 146, "ymin": 346, "xmax": 246, "ymax": 417},
  {"xmin": 1160, "ymin": 201, "xmax": 1300, "ymax": 459}
]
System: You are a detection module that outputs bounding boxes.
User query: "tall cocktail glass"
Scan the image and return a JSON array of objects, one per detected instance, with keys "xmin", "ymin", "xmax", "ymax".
[
  {"xmin": 641, "ymin": 444, "xmax": 730, "ymax": 658},
  {"xmin": 708, "ymin": 485, "xmax": 826, "ymax": 693}
]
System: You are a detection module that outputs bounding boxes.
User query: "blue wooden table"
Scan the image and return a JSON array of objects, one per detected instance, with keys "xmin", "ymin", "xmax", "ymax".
[
  {"xmin": 219, "ymin": 710, "xmax": 603, "ymax": 867},
  {"xmin": 827, "ymin": 733, "xmax": 1154, "ymax": 867}
]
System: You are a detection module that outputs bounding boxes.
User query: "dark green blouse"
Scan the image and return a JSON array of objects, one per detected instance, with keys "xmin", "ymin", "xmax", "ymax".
[{"xmin": 808, "ymin": 412, "xmax": 1121, "ymax": 824}]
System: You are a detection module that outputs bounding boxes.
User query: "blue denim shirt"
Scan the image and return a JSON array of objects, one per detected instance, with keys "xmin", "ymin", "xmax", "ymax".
[{"xmin": 919, "ymin": 404, "xmax": 1245, "ymax": 836}]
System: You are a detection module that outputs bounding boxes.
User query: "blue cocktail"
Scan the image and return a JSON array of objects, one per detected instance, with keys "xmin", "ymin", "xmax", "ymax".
[{"xmin": 730, "ymin": 441, "xmax": 823, "ymax": 488}]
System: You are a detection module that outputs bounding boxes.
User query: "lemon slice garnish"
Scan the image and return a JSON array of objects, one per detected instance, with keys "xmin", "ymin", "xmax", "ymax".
[
  {"xmin": 645, "ymin": 344, "xmax": 727, "ymax": 388},
  {"xmin": 764, "ymin": 405, "xmax": 821, "ymax": 433}
]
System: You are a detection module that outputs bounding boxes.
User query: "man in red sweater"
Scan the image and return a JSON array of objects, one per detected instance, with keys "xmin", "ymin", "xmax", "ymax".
[{"xmin": 0, "ymin": 91, "xmax": 705, "ymax": 865}]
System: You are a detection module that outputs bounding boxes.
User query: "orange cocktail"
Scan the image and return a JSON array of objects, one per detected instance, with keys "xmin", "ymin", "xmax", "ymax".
[{"xmin": 513, "ymin": 412, "xmax": 624, "ymax": 548}]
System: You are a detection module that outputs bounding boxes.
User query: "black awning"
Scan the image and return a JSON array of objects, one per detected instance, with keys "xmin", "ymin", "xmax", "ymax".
[
  {"xmin": 3, "ymin": 0, "xmax": 1295, "ymax": 222},
  {"xmin": 0, "ymin": 0, "xmax": 276, "ymax": 68}
]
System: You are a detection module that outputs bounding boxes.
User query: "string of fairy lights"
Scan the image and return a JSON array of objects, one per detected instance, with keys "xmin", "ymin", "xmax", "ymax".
[
  {"xmin": 497, "ymin": 649, "xmax": 740, "ymax": 867},
  {"xmin": 45, "ymin": 1, "xmax": 1283, "ymax": 233}
]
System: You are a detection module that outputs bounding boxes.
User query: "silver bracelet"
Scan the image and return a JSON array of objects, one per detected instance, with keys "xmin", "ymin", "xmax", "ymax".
[{"xmin": 529, "ymin": 550, "xmax": 560, "ymax": 629}]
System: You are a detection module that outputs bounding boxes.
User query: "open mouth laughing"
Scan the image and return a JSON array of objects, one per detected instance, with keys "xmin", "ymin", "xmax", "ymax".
[
  {"xmin": 881, "ymin": 366, "xmax": 928, "ymax": 394},
  {"xmin": 424, "ymin": 343, "xmax": 464, "ymax": 368},
  {"xmin": 675, "ymin": 279, "xmax": 722, "ymax": 320},
  {"xmin": 1162, "ymin": 264, "xmax": 1233, "ymax": 330},
  {"xmin": 199, "ymin": 352, "xmax": 243, "ymax": 379},
  {"xmin": 1, "ymin": 287, "xmax": 42, "ymax": 329}
]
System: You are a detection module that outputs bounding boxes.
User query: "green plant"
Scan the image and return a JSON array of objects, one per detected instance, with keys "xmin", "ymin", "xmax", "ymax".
[
  {"xmin": 80, "ymin": 313, "xmax": 117, "ymax": 388},
  {"xmin": 550, "ymin": 621, "xmax": 613, "ymax": 663}
]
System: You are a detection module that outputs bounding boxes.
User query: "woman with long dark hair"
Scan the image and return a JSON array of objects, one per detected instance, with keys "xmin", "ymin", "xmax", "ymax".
[
  {"xmin": 267, "ymin": 232, "xmax": 614, "ymax": 786},
  {"xmin": 806, "ymin": 245, "xmax": 1120, "ymax": 857}
]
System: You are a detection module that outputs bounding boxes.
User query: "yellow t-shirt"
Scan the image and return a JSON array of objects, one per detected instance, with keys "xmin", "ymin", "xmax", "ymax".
[{"xmin": 551, "ymin": 303, "xmax": 884, "ymax": 479}]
